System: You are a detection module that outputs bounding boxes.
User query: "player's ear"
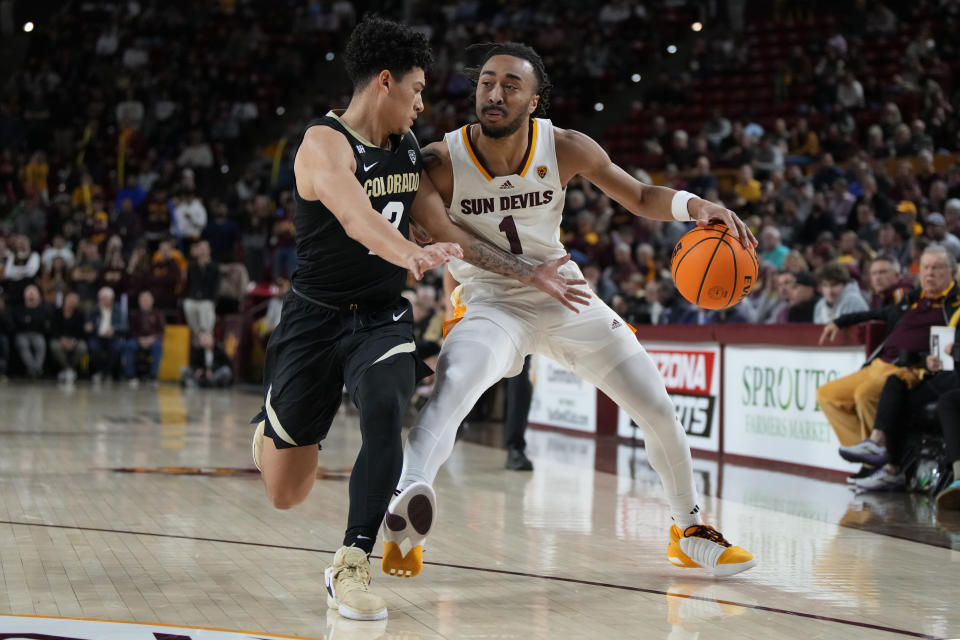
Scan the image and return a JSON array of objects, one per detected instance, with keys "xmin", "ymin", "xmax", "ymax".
[
  {"xmin": 377, "ymin": 70, "xmax": 392, "ymax": 92},
  {"xmin": 529, "ymin": 94, "xmax": 539, "ymax": 115}
]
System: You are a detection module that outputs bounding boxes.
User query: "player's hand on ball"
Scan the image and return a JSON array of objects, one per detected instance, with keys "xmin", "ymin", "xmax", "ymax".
[
  {"xmin": 526, "ymin": 254, "xmax": 593, "ymax": 313},
  {"xmin": 819, "ymin": 322, "xmax": 839, "ymax": 345},
  {"xmin": 692, "ymin": 202, "xmax": 757, "ymax": 248},
  {"xmin": 408, "ymin": 242, "xmax": 463, "ymax": 280}
]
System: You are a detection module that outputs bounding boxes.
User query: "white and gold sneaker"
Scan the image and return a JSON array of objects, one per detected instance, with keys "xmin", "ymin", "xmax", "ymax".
[
  {"xmin": 324, "ymin": 546, "xmax": 387, "ymax": 621},
  {"xmin": 381, "ymin": 482, "xmax": 436, "ymax": 578},
  {"xmin": 667, "ymin": 524, "xmax": 756, "ymax": 577}
]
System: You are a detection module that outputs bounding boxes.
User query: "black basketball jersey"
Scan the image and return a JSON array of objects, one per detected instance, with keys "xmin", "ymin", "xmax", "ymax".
[{"xmin": 291, "ymin": 110, "xmax": 422, "ymax": 306}]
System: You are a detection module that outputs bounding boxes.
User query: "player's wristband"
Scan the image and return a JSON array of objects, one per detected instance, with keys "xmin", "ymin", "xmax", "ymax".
[{"xmin": 671, "ymin": 190, "xmax": 695, "ymax": 222}]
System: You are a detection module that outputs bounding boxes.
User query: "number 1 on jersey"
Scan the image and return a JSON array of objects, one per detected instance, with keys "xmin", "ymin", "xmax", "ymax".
[{"xmin": 499, "ymin": 215, "xmax": 523, "ymax": 254}]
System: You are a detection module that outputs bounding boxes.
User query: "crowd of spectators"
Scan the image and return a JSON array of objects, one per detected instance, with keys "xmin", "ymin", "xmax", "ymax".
[{"xmin": 4, "ymin": 0, "xmax": 960, "ymax": 390}]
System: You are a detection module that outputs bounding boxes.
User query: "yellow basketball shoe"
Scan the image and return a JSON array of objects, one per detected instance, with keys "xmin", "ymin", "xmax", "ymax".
[
  {"xmin": 251, "ymin": 420, "xmax": 265, "ymax": 471},
  {"xmin": 667, "ymin": 523, "xmax": 756, "ymax": 577},
  {"xmin": 325, "ymin": 546, "xmax": 387, "ymax": 621},
  {"xmin": 381, "ymin": 482, "xmax": 436, "ymax": 578}
]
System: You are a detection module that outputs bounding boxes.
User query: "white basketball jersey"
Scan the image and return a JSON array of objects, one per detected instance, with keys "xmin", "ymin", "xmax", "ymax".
[{"xmin": 445, "ymin": 118, "xmax": 567, "ymax": 286}]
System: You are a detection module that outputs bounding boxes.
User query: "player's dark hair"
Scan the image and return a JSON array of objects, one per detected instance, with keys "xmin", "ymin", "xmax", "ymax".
[
  {"xmin": 343, "ymin": 15, "xmax": 433, "ymax": 91},
  {"xmin": 465, "ymin": 42, "xmax": 552, "ymax": 117}
]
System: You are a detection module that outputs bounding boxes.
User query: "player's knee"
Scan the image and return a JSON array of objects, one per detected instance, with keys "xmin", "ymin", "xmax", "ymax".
[
  {"xmin": 816, "ymin": 384, "xmax": 835, "ymax": 408},
  {"xmin": 851, "ymin": 383, "xmax": 875, "ymax": 405},
  {"xmin": 438, "ymin": 346, "xmax": 496, "ymax": 390},
  {"xmin": 358, "ymin": 381, "xmax": 407, "ymax": 429},
  {"xmin": 649, "ymin": 396, "xmax": 679, "ymax": 425},
  {"xmin": 266, "ymin": 484, "xmax": 310, "ymax": 510}
]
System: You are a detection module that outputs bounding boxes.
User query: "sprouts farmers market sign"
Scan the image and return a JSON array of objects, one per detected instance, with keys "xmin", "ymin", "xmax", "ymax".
[
  {"xmin": 618, "ymin": 343, "xmax": 721, "ymax": 452},
  {"xmin": 723, "ymin": 345, "xmax": 862, "ymax": 472},
  {"xmin": 529, "ymin": 356, "xmax": 597, "ymax": 432}
]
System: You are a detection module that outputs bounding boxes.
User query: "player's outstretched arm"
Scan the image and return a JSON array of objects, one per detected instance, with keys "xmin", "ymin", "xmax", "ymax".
[
  {"xmin": 410, "ymin": 152, "xmax": 592, "ymax": 312},
  {"xmin": 558, "ymin": 128, "xmax": 757, "ymax": 248},
  {"xmin": 295, "ymin": 126, "xmax": 462, "ymax": 279}
]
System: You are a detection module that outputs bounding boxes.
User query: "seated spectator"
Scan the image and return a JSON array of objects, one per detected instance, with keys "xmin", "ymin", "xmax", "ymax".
[
  {"xmin": 49, "ymin": 291, "xmax": 87, "ymax": 384},
  {"xmin": 686, "ymin": 156, "xmax": 717, "ymax": 198},
  {"xmin": 180, "ymin": 331, "xmax": 233, "ymax": 388},
  {"xmin": 813, "ymin": 262, "xmax": 868, "ymax": 324},
  {"xmin": 98, "ymin": 249, "xmax": 128, "ymax": 301},
  {"xmin": 868, "ymin": 255, "xmax": 911, "ymax": 308},
  {"xmin": 125, "ymin": 290, "xmax": 165, "ymax": 385},
  {"xmin": 782, "ymin": 249, "xmax": 809, "ymax": 274},
  {"xmin": 875, "ymin": 223, "xmax": 909, "ymax": 267},
  {"xmin": 37, "ymin": 256, "xmax": 72, "ymax": 306},
  {"xmin": 85, "ymin": 286, "xmax": 128, "ymax": 382},
  {"xmin": 760, "ymin": 227, "xmax": 789, "ymax": 269},
  {"xmin": 114, "ymin": 175, "xmax": 146, "ymax": 212},
  {"xmin": 842, "ymin": 333, "xmax": 960, "ymax": 493},
  {"xmin": 4, "ymin": 235, "xmax": 40, "ymax": 302},
  {"xmin": 785, "ymin": 271, "xmax": 819, "ymax": 322},
  {"xmin": 817, "ymin": 246, "xmax": 959, "ymax": 475},
  {"xmin": 255, "ymin": 278, "xmax": 290, "ymax": 346},
  {"xmin": 203, "ymin": 200, "xmax": 241, "ymax": 263},
  {"xmin": 150, "ymin": 239, "xmax": 184, "ymax": 311},
  {"xmin": 752, "ymin": 266, "xmax": 786, "ymax": 323},
  {"xmin": 411, "ymin": 284, "xmax": 442, "ymax": 346},
  {"xmin": 12, "ymin": 284, "xmax": 50, "ymax": 378},
  {"xmin": 172, "ymin": 188, "xmax": 207, "ymax": 253},
  {"xmin": 925, "ymin": 212, "xmax": 960, "ymax": 258},
  {"xmin": 183, "ymin": 240, "xmax": 219, "ymax": 340},
  {"xmin": 40, "ymin": 235, "xmax": 75, "ymax": 272},
  {"xmin": 71, "ymin": 241, "xmax": 104, "ymax": 309},
  {"xmin": 732, "ymin": 164, "xmax": 762, "ymax": 211},
  {"xmin": 658, "ymin": 279, "xmax": 700, "ymax": 325}
]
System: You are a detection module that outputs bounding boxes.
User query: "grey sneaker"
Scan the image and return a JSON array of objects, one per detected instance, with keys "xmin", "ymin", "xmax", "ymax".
[
  {"xmin": 853, "ymin": 467, "xmax": 906, "ymax": 492},
  {"xmin": 325, "ymin": 546, "xmax": 387, "ymax": 621},
  {"xmin": 839, "ymin": 438, "xmax": 889, "ymax": 466}
]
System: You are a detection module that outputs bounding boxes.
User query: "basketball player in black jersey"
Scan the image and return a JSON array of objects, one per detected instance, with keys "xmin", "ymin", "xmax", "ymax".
[{"xmin": 251, "ymin": 17, "xmax": 591, "ymax": 622}]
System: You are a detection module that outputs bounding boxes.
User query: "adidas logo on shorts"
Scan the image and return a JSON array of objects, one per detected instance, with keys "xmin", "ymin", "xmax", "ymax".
[
  {"xmin": 499, "ymin": 180, "xmax": 514, "ymax": 190},
  {"xmin": 611, "ymin": 318, "xmax": 622, "ymax": 330}
]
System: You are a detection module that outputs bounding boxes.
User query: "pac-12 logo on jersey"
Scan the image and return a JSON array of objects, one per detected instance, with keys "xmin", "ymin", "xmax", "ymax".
[
  {"xmin": 408, "ymin": 149, "xmax": 417, "ymax": 165},
  {"xmin": 536, "ymin": 166, "xmax": 548, "ymax": 178}
]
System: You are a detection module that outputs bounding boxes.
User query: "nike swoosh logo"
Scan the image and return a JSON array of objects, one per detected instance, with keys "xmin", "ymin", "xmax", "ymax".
[
  {"xmin": 392, "ymin": 308, "xmax": 409, "ymax": 321},
  {"xmin": 363, "ymin": 161, "xmax": 379, "ymax": 172}
]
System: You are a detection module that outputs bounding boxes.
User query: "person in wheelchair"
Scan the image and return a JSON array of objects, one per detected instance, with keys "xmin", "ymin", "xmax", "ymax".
[{"xmin": 840, "ymin": 338, "xmax": 959, "ymax": 508}]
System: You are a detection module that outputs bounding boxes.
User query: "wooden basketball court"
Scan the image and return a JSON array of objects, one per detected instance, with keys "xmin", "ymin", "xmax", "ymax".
[{"xmin": 0, "ymin": 382, "xmax": 955, "ymax": 639}]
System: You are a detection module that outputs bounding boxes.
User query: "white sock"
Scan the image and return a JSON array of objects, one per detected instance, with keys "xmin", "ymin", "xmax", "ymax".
[{"xmin": 671, "ymin": 502, "xmax": 703, "ymax": 529}]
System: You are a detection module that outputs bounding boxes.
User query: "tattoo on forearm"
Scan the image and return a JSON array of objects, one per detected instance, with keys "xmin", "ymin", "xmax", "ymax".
[{"xmin": 464, "ymin": 237, "xmax": 533, "ymax": 280}]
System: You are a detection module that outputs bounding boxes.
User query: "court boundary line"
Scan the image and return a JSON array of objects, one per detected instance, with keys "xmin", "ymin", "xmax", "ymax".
[{"xmin": 0, "ymin": 519, "xmax": 944, "ymax": 640}]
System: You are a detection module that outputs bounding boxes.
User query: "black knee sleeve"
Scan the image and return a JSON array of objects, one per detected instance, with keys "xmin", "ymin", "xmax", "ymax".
[{"xmin": 344, "ymin": 354, "xmax": 416, "ymax": 552}]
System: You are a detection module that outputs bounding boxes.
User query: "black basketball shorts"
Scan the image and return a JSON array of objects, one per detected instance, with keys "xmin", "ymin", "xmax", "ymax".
[{"xmin": 252, "ymin": 292, "xmax": 428, "ymax": 449}]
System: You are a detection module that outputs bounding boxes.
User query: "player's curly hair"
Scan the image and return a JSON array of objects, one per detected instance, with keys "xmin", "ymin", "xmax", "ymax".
[
  {"xmin": 465, "ymin": 42, "xmax": 552, "ymax": 118},
  {"xmin": 343, "ymin": 15, "xmax": 433, "ymax": 91}
]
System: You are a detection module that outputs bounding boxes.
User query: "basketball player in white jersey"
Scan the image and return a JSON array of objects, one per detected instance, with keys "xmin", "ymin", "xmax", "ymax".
[{"xmin": 383, "ymin": 42, "xmax": 758, "ymax": 578}]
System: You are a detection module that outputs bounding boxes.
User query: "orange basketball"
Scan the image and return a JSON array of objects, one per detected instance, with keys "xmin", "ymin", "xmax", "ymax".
[{"xmin": 670, "ymin": 223, "xmax": 758, "ymax": 310}]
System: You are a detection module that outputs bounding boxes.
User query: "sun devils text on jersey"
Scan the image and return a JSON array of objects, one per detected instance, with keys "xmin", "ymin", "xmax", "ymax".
[{"xmin": 292, "ymin": 110, "xmax": 422, "ymax": 306}]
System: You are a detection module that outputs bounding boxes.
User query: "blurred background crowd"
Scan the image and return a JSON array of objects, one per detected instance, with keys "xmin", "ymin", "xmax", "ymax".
[{"xmin": 2, "ymin": 0, "xmax": 960, "ymax": 384}]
